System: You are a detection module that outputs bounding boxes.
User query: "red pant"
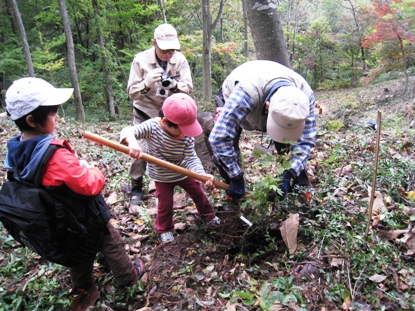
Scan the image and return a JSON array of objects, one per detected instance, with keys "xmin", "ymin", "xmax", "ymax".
[{"xmin": 154, "ymin": 177, "xmax": 215, "ymax": 233}]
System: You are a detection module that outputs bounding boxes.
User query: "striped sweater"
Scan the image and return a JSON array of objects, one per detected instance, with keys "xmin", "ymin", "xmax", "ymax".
[{"xmin": 120, "ymin": 118, "xmax": 205, "ymax": 183}]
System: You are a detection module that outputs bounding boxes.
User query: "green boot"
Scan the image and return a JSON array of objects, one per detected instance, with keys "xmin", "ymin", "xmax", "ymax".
[{"xmin": 130, "ymin": 177, "xmax": 143, "ymax": 205}]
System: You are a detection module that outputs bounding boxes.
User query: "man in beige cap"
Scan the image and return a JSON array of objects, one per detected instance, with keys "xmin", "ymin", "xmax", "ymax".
[
  {"xmin": 126, "ymin": 23, "xmax": 193, "ymax": 204},
  {"xmin": 209, "ymin": 60, "xmax": 316, "ymax": 206}
]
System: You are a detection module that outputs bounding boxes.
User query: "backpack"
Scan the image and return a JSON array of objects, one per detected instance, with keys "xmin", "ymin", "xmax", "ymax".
[{"xmin": 0, "ymin": 144, "xmax": 110, "ymax": 267}]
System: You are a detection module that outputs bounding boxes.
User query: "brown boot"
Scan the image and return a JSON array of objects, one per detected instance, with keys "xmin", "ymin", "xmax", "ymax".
[
  {"xmin": 130, "ymin": 177, "xmax": 143, "ymax": 205},
  {"xmin": 70, "ymin": 285, "xmax": 100, "ymax": 311}
]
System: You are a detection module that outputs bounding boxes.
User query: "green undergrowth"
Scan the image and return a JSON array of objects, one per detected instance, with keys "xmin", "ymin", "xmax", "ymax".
[{"xmin": 1, "ymin": 83, "xmax": 415, "ymax": 310}]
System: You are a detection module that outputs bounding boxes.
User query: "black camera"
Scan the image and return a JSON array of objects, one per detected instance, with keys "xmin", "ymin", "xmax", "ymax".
[{"xmin": 161, "ymin": 72, "xmax": 180, "ymax": 87}]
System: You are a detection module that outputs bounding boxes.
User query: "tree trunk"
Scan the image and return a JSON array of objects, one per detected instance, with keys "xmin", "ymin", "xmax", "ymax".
[
  {"xmin": 157, "ymin": 0, "xmax": 167, "ymax": 23},
  {"xmin": 93, "ymin": 0, "xmax": 116, "ymax": 118},
  {"xmin": 202, "ymin": 0, "xmax": 212, "ymax": 99},
  {"xmin": 242, "ymin": 0, "xmax": 249, "ymax": 57},
  {"xmin": 57, "ymin": 0, "xmax": 85, "ymax": 122},
  {"xmin": 242, "ymin": 0, "xmax": 291, "ymax": 68},
  {"xmin": 202, "ymin": 0, "xmax": 225, "ymax": 99},
  {"xmin": 11, "ymin": 0, "xmax": 34, "ymax": 77}
]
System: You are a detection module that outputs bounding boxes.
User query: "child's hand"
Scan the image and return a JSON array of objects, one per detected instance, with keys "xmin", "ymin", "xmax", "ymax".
[
  {"xmin": 128, "ymin": 140, "xmax": 142, "ymax": 159},
  {"xmin": 201, "ymin": 173, "xmax": 215, "ymax": 189}
]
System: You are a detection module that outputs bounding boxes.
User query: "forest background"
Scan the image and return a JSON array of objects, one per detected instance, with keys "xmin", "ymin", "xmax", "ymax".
[
  {"xmin": 1, "ymin": 0, "xmax": 415, "ymax": 310},
  {"xmin": 1, "ymin": 0, "xmax": 414, "ymax": 119}
]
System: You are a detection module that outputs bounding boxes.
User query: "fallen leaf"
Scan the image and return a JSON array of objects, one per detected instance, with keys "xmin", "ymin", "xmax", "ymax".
[
  {"xmin": 407, "ymin": 191, "xmax": 415, "ymax": 200},
  {"xmin": 280, "ymin": 213, "xmax": 299, "ymax": 254},
  {"xmin": 269, "ymin": 301, "xmax": 287, "ymax": 311},
  {"xmin": 106, "ymin": 192, "xmax": 118, "ymax": 205},
  {"xmin": 402, "ymin": 232, "xmax": 415, "ymax": 254},
  {"xmin": 372, "ymin": 191, "xmax": 384, "ymax": 212},
  {"xmin": 129, "ymin": 205, "xmax": 141, "ymax": 215},
  {"xmin": 173, "ymin": 192, "xmax": 189, "ymax": 209},
  {"xmin": 174, "ymin": 222, "xmax": 188, "ymax": 231},
  {"xmin": 378, "ymin": 229, "xmax": 408, "ymax": 241},
  {"xmin": 369, "ymin": 274, "xmax": 388, "ymax": 283},
  {"xmin": 342, "ymin": 295, "xmax": 351, "ymax": 310},
  {"xmin": 330, "ymin": 257, "xmax": 344, "ymax": 267}
]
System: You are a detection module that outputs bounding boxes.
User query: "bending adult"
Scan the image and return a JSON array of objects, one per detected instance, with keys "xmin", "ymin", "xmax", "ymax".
[
  {"xmin": 209, "ymin": 60, "xmax": 316, "ymax": 205},
  {"xmin": 127, "ymin": 23, "xmax": 193, "ymax": 204}
]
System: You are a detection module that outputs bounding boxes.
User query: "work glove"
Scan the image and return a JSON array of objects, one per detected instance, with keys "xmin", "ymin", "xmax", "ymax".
[
  {"xmin": 168, "ymin": 78, "xmax": 177, "ymax": 90},
  {"xmin": 144, "ymin": 68, "xmax": 163, "ymax": 88},
  {"xmin": 266, "ymin": 169, "xmax": 298, "ymax": 202},
  {"xmin": 226, "ymin": 173, "xmax": 245, "ymax": 199}
]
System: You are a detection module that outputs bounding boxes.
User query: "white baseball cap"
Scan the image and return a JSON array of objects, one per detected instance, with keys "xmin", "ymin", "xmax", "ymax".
[
  {"xmin": 154, "ymin": 24, "xmax": 180, "ymax": 50},
  {"xmin": 266, "ymin": 86, "xmax": 310, "ymax": 143},
  {"xmin": 6, "ymin": 77, "xmax": 74, "ymax": 121}
]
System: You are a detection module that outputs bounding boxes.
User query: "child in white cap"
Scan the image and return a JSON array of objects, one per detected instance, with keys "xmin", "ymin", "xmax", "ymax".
[
  {"xmin": 4, "ymin": 77, "xmax": 145, "ymax": 309},
  {"xmin": 120, "ymin": 93, "xmax": 219, "ymax": 242}
]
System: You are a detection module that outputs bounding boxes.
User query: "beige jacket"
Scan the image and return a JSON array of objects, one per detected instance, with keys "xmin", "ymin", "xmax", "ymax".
[
  {"xmin": 221, "ymin": 60, "xmax": 314, "ymax": 131},
  {"xmin": 127, "ymin": 47, "xmax": 193, "ymax": 118}
]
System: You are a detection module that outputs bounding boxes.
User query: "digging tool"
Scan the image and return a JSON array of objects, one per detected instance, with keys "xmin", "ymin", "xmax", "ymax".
[{"xmin": 83, "ymin": 131, "xmax": 230, "ymax": 191}]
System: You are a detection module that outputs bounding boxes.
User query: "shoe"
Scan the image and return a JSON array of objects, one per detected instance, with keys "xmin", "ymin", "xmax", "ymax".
[
  {"xmin": 209, "ymin": 216, "xmax": 221, "ymax": 225},
  {"xmin": 70, "ymin": 285, "xmax": 100, "ymax": 311},
  {"xmin": 130, "ymin": 177, "xmax": 143, "ymax": 205},
  {"xmin": 160, "ymin": 232, "xmax": 174, "ymax": 242},
  {"xmin": 130, "ymin": 259, "xmax": 145, "ymax": 285}
]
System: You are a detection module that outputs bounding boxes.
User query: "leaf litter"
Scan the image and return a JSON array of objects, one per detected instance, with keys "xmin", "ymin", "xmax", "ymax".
[{"xmin": 0, "ymin": 76, "xmax": 415, "ymax": 310}]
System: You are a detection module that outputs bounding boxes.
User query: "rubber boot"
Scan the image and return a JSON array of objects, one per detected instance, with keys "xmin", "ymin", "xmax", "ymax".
[{"xmin": 130, "ymin": 177, "xmax": 143, "ymax": 205}]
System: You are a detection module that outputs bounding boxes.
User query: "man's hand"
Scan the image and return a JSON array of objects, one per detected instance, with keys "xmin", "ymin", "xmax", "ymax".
[
  {"xmin": 168, "ymin": 78, "xmax": 177, "ymax": 90},
  {"xmin": 144, "ymin": 68, "xmax": 163, "ymax": 88},
  {"xmin": 226, "ymin": 173, "xmax": 245, "ymax": 199},
  {"xmin": 266, "ymin": 169, "xmax": 298, "ymax": 202}
]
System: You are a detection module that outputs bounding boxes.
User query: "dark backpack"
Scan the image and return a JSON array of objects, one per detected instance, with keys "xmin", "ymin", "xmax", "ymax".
[{"xmin": 0, "ymin": 144, "xmax": 110, "ymax": 267}]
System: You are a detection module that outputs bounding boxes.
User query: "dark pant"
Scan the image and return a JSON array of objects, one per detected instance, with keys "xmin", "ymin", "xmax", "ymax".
[
  {"xmin": 69, "ymin": 222, "xmax": 136, "ymax": 289},
  {"xmin": 154, "ymin": 177, "xmax": 215, "ymax": 233}
]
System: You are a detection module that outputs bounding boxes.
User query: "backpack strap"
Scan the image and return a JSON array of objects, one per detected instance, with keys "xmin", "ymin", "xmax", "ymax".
[{"xmin": 32, "ymin": 144, "xmax": 64, "ymax": 187}]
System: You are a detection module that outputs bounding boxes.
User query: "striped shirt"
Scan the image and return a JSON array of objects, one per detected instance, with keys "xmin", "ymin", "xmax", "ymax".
[{"xmin": 120, "ymin": 118, "xmax": 205, "ymax": 183}]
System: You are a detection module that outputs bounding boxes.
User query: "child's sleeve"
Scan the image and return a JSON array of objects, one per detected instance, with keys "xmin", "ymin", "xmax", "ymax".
[
  {"xmin": 42, "ymin": 148, "xmax": 105, "ymax": 196},
  {"xmin": 183, "ymin": 138, "xmax": 205, "ymax": 175}
]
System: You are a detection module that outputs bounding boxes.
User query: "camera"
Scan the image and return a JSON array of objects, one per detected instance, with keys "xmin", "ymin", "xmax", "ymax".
[{"xmin": 161, "ymin": 72, "xmax": 180, "ymax": 87}]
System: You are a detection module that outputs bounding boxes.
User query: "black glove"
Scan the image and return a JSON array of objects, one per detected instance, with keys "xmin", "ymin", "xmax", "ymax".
[
  {"xmin": 226, "ymin": 173, "xmax": 245, "ymax": 199},
  {"xmin": 266, "ymin": 169, "xmax": 298, "ymax": 202}
]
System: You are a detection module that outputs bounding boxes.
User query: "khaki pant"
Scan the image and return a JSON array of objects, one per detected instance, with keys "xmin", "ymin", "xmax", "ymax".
[
  {"xmin": 69, "ymin": 222, "xmax": 136, "ymax": 289},
  {"xmin": 129, "ymin": 108, "xmax": 151, "ymax": 180}
]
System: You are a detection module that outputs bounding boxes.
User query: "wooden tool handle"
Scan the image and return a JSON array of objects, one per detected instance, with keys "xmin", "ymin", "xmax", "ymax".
[{"xmin": 83, "ymin": 131, "xmax": 230, "ymax": 191}]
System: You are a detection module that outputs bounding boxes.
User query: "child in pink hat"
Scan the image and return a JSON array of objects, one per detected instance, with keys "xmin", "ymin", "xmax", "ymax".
[{"xmin": 120, "ymin": 93, "xmax": 219, "ymax": 242}]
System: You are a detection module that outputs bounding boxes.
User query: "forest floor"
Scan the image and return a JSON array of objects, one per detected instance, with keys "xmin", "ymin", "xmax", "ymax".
[{"xmin": 0, "ymin": 74, "xmax": 415, "ymax": 311}]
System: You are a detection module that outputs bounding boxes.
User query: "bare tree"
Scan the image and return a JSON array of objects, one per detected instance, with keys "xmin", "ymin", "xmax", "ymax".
[
  {"xmin": 202, "ymin": 0, "xmax": 225, "ymax": 99},
  {"xmin": 242, "ymin": 0, "xmax": 291, "ymax": 68},
  {"xmin": 11, "ymin": 0, "xmax": 34, "ymax": 77},
  {"xmin": 157, "ymin": 0, "xmax": 167, "ymax": 23},
  {"xmin": 93, "ymin": 0, "xmax": 116, "ymax": 118},
  {"xmin": 57, "ymin": 0, "xmax": 85, "ymax": 122}
]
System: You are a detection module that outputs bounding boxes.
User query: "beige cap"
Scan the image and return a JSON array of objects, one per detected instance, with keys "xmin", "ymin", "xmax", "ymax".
[
  {"xmin": 266, "ymin": 86, "xmax": 310, "ymax": 143},
  {"xmin": 154, "ymin": 24, "xmax": 180, "ymax": 50}
]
